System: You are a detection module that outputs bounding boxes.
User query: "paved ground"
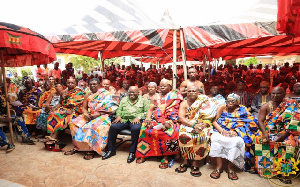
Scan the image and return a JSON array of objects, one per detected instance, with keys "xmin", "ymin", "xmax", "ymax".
[{"xmin": 1, "ymin": 134, "xmax": 299, "ymax": 187}]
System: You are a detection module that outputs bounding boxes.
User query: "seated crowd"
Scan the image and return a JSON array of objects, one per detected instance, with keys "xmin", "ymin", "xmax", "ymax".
[{"xmin": 1, "ymin": 62, "xmax": 300, "ymax": 183}]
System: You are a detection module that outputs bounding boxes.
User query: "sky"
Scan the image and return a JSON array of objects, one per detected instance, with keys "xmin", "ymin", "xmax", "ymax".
[{"xmin": 0, "ymin": 0, "xmax": 275, "ymax": 36}]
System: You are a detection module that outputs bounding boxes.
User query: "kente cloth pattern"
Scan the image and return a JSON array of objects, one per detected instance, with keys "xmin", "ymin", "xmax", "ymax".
[
  {"xmin": 179, "ymin": 95, "xmax": 217, "ymax": 160},
  {"xmin": 47, "ymin": 87, "xmax": 85, "ymax": 133},
  {"xmin": 209, "ymin": 132, "xmax": 245, "ymax": 169},
  {"xmin": 37, "ymin": 87, "xmax": 56, "ymax": 108},
  {"xmin": 216, "ymin": 105, "xmax": 259, "ymax": 171},
  {"xmin": 136, "ymin": 90, "xmax": 183, "ymax": 157},
  {"xmin": 0, "ymin": 129, "xmax": 9, "ymax": 147},
  {"xmin": 15, "ymin": 87, "xmax": 41, "ymax": 125},
  {"xmin": 71, "ymin": 88, "xmax": 118, "ymax": 155},
  {"xmin": 254, "ymin": 100, "xmax": 300, "ymax": 178},
  {"xmin": 36, "ymin": 94, "xmax": 60, "ymax": 131}
]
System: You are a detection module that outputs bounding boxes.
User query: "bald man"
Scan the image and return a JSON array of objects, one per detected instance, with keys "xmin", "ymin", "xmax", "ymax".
[
  {"xmin": 180, "ymin": 68, "xmax": 205, "ymax": 97},
  {"xmin": 251, "ymin": 81, "xmax": 271, "ymax": 119},
  {"xmin": 255, "ymin": 87, "xmax": 300, "ymax": 181},
  {"xmin": 102, "ymin": 79, "xmax": 116, "ymax": 95},
  {"xmin": 102, "ymin": 86, "xmax": 150, "ymax": 163}
]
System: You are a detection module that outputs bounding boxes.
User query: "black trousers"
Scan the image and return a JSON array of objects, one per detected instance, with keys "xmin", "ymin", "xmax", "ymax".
[{"xmin": 107, "ymin": 121, "xmax": 142, "ymax": 153}]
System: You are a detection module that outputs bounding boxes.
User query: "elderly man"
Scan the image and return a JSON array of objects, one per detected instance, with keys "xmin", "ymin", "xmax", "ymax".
[
  {"xmin": 209, "ymin": 93, "xmax": 259, "ymax": 180},
  {"xmin": 46, "ymin": 77, "xmax": 85, "ymax": 143},
  {"xmin": 254, "ymin": 87, "xmax": 300, "ymax": 183},
  {"xmin": 180, "ymin": 68, "xmax": 205, "ymax": 97},
  {"xmin": 68, "ymin": 78, "xmax": 118, "ymax": 159},
  {"xmin": 16, "ymin": 79, "xmax": 41, "ymax": 126},
  {"xmin": 102, "ymin": 79, "xmax": 116, "ymax": 95},
  {"xmin": 251, "ymin": 81, "xmax": 271, "ymax": 119},
  {"xmin": 0, "ymin": 87, "xmax": 35, "ymax": 145},
  {"xmin": 136, "ymin": 79, "xmax": 183, "ymax": 168},
  {"xmin": 176, "ymin": 86, "xmax": 217, "ymax": 177},
  {"xmin": 102, "ymin": 86, "xmax": 149, "ymax": 163}
]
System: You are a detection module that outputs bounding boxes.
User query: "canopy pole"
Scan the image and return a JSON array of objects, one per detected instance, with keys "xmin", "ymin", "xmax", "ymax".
[
  {"xmin": 203, "ymin": 54, "xmax": 206, "ymax": 78},
  {"xmin": 99, "ymin": 51, "xmax": 104, "ymax": 73},
  {"xmin": 180, "ymin": 29, "xmax": 187, "ymax": 81},
  {"xmin": 208, "ymin": 48, "xmax": 211, "ymax": 81},
  {"xmin": 172, "ymin": 30, "xmax": 177, "ymax": 90},
  {"xmin": 0, "ymin": 50, "xmax": 14, "ymax": 144}
]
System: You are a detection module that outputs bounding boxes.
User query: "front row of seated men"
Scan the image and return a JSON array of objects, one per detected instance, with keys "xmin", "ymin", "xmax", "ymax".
[{"xmin": 1, "ymin": 77, "xmax": 299, "ymax": 182}]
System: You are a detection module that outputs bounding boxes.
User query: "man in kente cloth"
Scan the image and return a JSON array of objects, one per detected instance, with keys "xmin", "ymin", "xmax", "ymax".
[
  {"xmin": 254, "ymin": 87, "xmax": 300, "ymax": 184},
  {"xmin": 136, "ymin": 78, "xmax": 183, "ymax": 168},
  {"xmin": 46, "ymin": 77, "xmax": 85, "ymax": 145},
  {"xmin": 176, "ymin": 86, "xmax": 217, "ymax": 177}
]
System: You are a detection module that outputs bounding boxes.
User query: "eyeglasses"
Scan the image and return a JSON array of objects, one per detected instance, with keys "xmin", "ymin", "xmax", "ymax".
[{"xmin": 226, "ymin": 100, "xmax": 236, "ymax": 104}]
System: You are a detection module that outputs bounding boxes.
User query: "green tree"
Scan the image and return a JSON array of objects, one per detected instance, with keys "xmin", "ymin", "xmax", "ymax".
[
  {"xmin": 70, "ymin": 55, "xmax": 123, "ymax": 73},
  {"xmin": 238, "ymin": 57, "xmax": 258, "ymax": 66},
  {"xmin": 103, "ymin": 57, "xmax": 122, "ymax": 66},
  {"xmin": 20, "ymin": 67, "xmax": 33, "ymax": 77},
  {"xmin": 69, "ymin": 55, "xmax": 100, "ymax": 73}
]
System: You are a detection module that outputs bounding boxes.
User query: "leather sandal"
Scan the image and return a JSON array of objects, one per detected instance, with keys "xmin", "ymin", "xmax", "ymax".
[
  {"xmin": 83, "ymin": 152, "xmax": 95, "ymax": 160},
  {"xmin": 6, "ymin": 144, "xmax": 15, "ymax": 153},
  {"xmin": 227, "ymin": 170, "xmax": 238, "ymax": 180},
  {"xmin": 159, "ymin": 159, "xmax": 169, "ymax": 169},
  {"xmin": 210, "ymin": 169, "xmax": 223, "ymax": 179},
  {"xmin": 175, "ymin": 164, "xmax": 190, "ymax": 173},
  {"xmin": 64, "ymin": 148, "xmax": 77, "ymax": 155},
  {"xmin": 136, "ymin": 157, "xmax": 149, "ymax": 164},
  {"xmin": 190, "ymin": 166, "xmax": 202, "ymax": 177}
]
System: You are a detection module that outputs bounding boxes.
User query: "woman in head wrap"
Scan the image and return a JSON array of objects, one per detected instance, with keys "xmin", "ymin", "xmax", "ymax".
[
  {"xmin": 209, "ymin": 93, "xmax": 259, "ymax": 180},
  {"xmin": 142, "ymin": 82, "xmax": 158, "ymax": 101}
]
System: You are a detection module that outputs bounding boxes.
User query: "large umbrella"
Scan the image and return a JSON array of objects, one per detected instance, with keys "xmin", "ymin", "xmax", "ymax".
[{"xmin": 0, "ymin": 22, "xmax": 56, "ymax": 143}]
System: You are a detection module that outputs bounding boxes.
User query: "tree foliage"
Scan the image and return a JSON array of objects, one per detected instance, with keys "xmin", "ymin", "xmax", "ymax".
[
  {"xmin": 238, "ymin": 57, "xmax": 258, "ymax": 66},
  {"xmin": 103, "ymin": 57, "xmax": 122, "ymax": 66},
  {"xmin": 69, "ymin": 55, "xmax": 100, "ymax": 73},
  {"xmin": 69, "ymin": 55, "xmax": 123, "ymax": 73}
]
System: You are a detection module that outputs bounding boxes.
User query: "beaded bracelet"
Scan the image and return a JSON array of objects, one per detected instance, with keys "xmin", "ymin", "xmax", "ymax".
[{"xmin": 192, "ymin": 122, "xmax": 197, "ymax": 128}]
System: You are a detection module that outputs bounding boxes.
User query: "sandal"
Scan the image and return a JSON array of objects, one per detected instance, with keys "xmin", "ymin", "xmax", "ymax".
[
  {"xmin": 190, "ymin": 166, "xmax": 202, "ymax": 177},
  {"xmin": 83, "ymin": 152, "xmax": 95, "ymax": 160},
  {"xmin": 21, "ymin": 138, "xmax": 36, "ymax": 145},
  {"xmin": 210, "ymin": 169, "xmax": 223, "ymax": 179},
  {"xmin": 159, "ymin": 159, "xmax": 169, "ymax": 169},
  {"xmin": 64, "ymin": 148, "xmax": 78, "ymax": 155},
  {"xmin": 279, "ymin": 178, "xmax": 292, "ymax": 184},
  {"xmin": 175, "ymin": 164, "xmax": 190, "ymax": 173},
  {"xmin": 227, "ymin": 170, "xmax": 238, "ymax": 180},
  {"xmin": 136, "ymin": 157, "xmax": 149, "ymax": 164},
  {"xmin": 6, "ymin": 144, "xmax": 15, "ymax": 153}
]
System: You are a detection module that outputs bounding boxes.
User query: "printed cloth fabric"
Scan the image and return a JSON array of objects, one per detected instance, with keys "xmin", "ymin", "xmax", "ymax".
[
  {"xmin": 136, "ymin": 90, "xmax": 183, "ymax": 157},
  {"xmin": 179, "ymin": 95, "xmax": 217, "ymax": 160},
  {"xmin": 15, "ymin": 87, "xmax": 41, "ymax": 125},
  {"xmin": 0, "ymin": 129, "xmax": 9, "ymax": 147},
  {"xmin": 209, "ymin": 132, "xmax": 245, "ymax": 169},
  {"xmin": 254, "ymin": 100, "xmax": 300, "ymax": 178},
  {"xmin": 212, "ymin": 105, "xmax": 259, "ymax": 171},
  {"xmin": 36, "ymin": 88, "xmax": 57, "ymax": 130},
  {"xmin": 71, "ymin": 88, "xmax": 118, "ymax": 155},
  {"xmin": 47, "ymin": 87, "xmax": 85, "ymax": 133}
]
